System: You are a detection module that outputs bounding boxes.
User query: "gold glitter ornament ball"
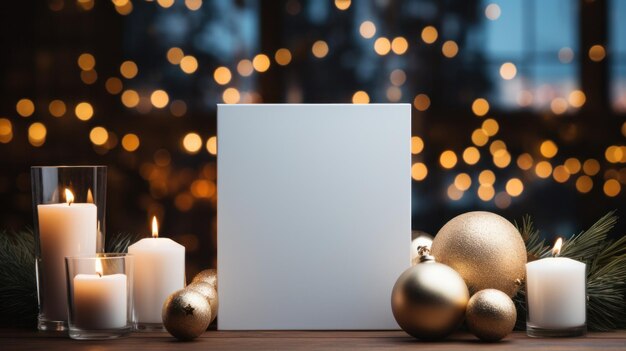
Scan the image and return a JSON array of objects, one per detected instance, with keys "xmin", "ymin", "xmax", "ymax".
[
  {"xmin": 391, "ymin": 254, "xmax": 469, "ymax": 340},
  {"xmin": 162, "ymin": 289, "xmax": 212, "ymax": 341},
  {"xmin": 466, "ymin": 289, "xmax": 517, "ymax": 342},
  {"xmin": 431, "ymin": 211, "xmax": 526, "ymax": 297},
  {"xmin": 192, "ymin": 268, "xmax": 217, "ymax": 288},
  {"xmin": 186, "ymin": 281, "xmax": 219, "ymax": 324}
]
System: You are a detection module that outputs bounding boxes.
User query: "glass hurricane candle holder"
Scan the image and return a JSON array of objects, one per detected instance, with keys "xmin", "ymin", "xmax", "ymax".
[
  {"xmin": 31, "ymin": 165, "xmax": 107, "ymax": 331},
  {"xmin": 65, "ymin": 254, "xmax": 133, "ymax": 340}
]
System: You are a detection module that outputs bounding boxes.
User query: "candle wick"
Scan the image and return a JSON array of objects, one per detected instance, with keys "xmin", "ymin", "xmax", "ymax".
[{"xmin": 97, "ymin": 272, "xmax": 102, "ymax": 278}]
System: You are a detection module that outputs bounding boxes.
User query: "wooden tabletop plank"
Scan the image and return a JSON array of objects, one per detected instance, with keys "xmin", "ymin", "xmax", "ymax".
[{"xmin": 2, "ymin": 330, "xmax": 625, "ymax": 351}]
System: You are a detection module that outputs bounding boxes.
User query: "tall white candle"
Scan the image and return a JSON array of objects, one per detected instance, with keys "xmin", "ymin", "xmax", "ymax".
[
  {"xmin": 37, "ymin": 189, "xmax": 97, "ymax": 321},
  {"xmin": 72, "ymin": 259, "xmax": 127, "ymax": 329},
  {"xmin": 128, "ymin": 217, "xmax": 185, "ymax": 325},
  {"xmin": 526, "ymin": 239, "xmax": 586, "ymax": 329}
]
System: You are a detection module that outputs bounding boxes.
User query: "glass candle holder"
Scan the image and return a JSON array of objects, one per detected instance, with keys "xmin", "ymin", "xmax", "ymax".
[
  {"xmin": 31, "ymin": 166, "xmax": 107, "ymax": 331},
  {"xmin": 65, "ymin": 254, "xmax": 133, "ymax": 340}
]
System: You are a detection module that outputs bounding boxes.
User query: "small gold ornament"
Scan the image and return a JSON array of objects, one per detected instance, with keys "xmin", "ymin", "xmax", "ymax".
[
  {"xmin": 187, "ymin": 281, "xmax": 219, "ymax": 324},
  {"xmin": 431, "ymin": 211, "xmax": 526, "ymax": 296},
  {"xmin": 162, "ymin": 289, "xmax": 212, "ymax": 341},
  {"xmin": 410, "ymin": 231, "xmax": 433, "ymax": 266},
  {"xmin": 192, "ymin": 268, "xmax": 217, "ymax": 288},
  {"xmin": 465, "ymin": 289, "xmax": 516, "ymax": 342},
  {"xmin": 391, "ymin": 249, "xmax": 469, "ymax": 340}
]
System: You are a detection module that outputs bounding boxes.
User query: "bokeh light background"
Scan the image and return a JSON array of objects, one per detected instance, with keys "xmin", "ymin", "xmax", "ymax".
[{"xmin": 1, "ymin": 0, "xmax": 625, "ymax": 277}]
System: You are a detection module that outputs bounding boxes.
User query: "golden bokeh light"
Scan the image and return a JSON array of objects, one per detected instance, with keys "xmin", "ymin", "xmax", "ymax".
[
  {"xmin": 191, "ymin": 179, "xmax": 216, "ymax": 199},
  {"xmin": 588, "ymin": 45, "xmax": 606, "ymax": 62},
  {"xmin": 48, "ymin": 100, "xmax": 66, "ymax": 117},
  {"xmin": 80, "ymin": 69, "xmax": 98, "ymax": 85},
  {"xmin": 482, "ymin": 118, "xmax": 499, "ymax": 136},
  {"xmin": 439, "ymin": 150, "xmax": 458, "ymax": 169},
  {"xmin": 568, "ymin": 90, "xmax": 586, "ymax": 108},
  {"xmin": 605, "ymin": 145, "xmax": 624, "ymax": 163},
  {"xmin": 454, "ymin": 173, "xmax": 472, "ymax": 191},
  {"xmin": 89, "ymin": 126, "xmax": 109, "ymax": 146},
  {"xmin": 167, "ymin": 47, "xmax": 184, "ymax": 65},
  {"xmin": 359, "ymin": 21, "xmax": 376, "ymax": 39},
  {"xmin": 0, "ymin": 118, "xmax": 13, "ymax": 144},
  {"xmin": 105, "ymin": 77, "xmax": 123, "ymax": 95},
  {"xmin": 77, "ymin": 0, "xmax": 95, "ymax": 11},
  {"xmin": 121, "ymin": 133, "xmax": 140, "ymax": 152},
  {"xmin": 558, "ymin": 47, "xmax": 574, "ymax": 63},
  {"xmin": 275, "ymin": 48, "xmax": 292, "ymax": 66},
  {"xmin": 237, "ymin": 59, "xmax": 254, "ymax": 76},
  {"xmin": 479, "ymin": 170, "xmax": 495, "ymax": 185},
  {"xmin": 517, "ymin": 153, "xmax": 534, "ymax": 170},
  {"xmin": 421, "ymin": 26, "xmax": 438, "ymax": 44},
  {"xmin": 28, "ymin": 122, "xmax": 47, "ymax": 147},
  {"xmin": 505, "ymin": 178, "xmax": 524, "ymax": 197},
  {"xmin": 150, "ymin": 90, "xmax": 169, "ymax": 108},
  {"xmin": 550, "ymin": 97, "xmax": 568, "ymax": 115},
  {"xmin": 391, "ymin": 37, "xmax": 409, "ymax": 55},
  {"xmin": 390, "ymin": 69, "xmax": 406, "ymax": 86},
  {"xmin": 485, "ymin": 3, "xmax": 501, "ymax": 20},
  {"xmin": 471, "ymin": 98, "xmax": 489, "ymax": 117},
  {"xmin": 603, "ymin": 179, "xmax": 621, "ymax": 197},
  {"xmin": 386, "ymin": 86, "xmax": 401, "ymax": 102},
  {"xmin": 471, "ymin": 128, "xmax": 489, "ymax": 146},
  {"xmin": 170, "ymin": 100, "xmax": 187, "ymax": 117},
  {"xmin": 462, "ymin": 146, "xmax": 481, "ymax": 165},
  {"xmin": 442, "ymin": 40, "xmax": 459, "ymax": 58},
  {"xmin": 564, "ymin": 158, "xmax": 581, "ymax": 174},
  {"xmin": 495, "ymin": 192, "xmax": 511, "ymax": 209},
  {"xmin": 16, "ymin": 98, "xmax": 35, "ymax": 117},
  {"xmin": 535, "ymin": 161, "xmax": 553, "ymax": 178},
  {"xmin": 223, "ymin": 88, "xmax": 241, "ymax": 104},
  {"xmin": 413, "ymin": 94, "xmax": 430, "ymax": 111},
  {"xmin": 374, "ymin": 37, "xmax": 391, "ymax": 55},
  {"xmin": 411, "ymin": 136, "xmax": 424, "ymax": 154},
  {"xmin": 77, "ymin": 53, "xmax": 95, "ymax": 71},
  {"xmin": 180, "ymin": 55, "xmax": 199, "ymax": 74},
  {"xmin": 552, "ymin": 165, "xmax": 570, "ymax": 183},
  {"xmin": 206, "ymin": 136, "xmax": 217, "ymax": 155},
  {"xmin": 121, "ymin": 90, "xmax": 140, "ymax": 108},
  {"xmin": 447, "ymin": 184, "xmax": 464, "ymax": 201},
  {"xmin": 583, "ymin": 159, "xmax": 600, "ymax": 176},
  {"xmin": 352, "ymin": 91, "xmax": 370, "ymax": 104},
  {"xmin": 75, "ymin": 102, "xmax": 94, "ymax": 121},
  {"xmin": 252, "ymin": 54, "xmax": 271, "ymax": 72},
  {"xmin": 213, "ymin": 66, "xmax": 232, "ymax": 85},
  {"xmin": 489, "ymin": 139, "xmax": 506, "ymax": 155},
  {"xmin": 182, "ymin": 132, "xmax": 202, "ymax": 154},
  {"xmin": 576, "ymin": 175, "xmax": 593, "ymax": 193},
  {"xmin": 411, "ymin": 162, "xmax": 428, "ymax": 181},
  {"xmin": 517, "ymin": 90, "xmax": 533, "ymax": 107},
  {"xmin": 157, "ymin": 0, "xmax": 174, "ymax": 8},
  {"xmin": 312, "ymin": 40, "xmax": 329, "ymax": 58},
  {"xmin": 185, "ymin": 0, "xmax": 202, "ymax": 11},
  {"xmin": 492, "ymin": 149, "xmax": 511, "ymax": 168},
  {"xmin": 120, "ymin": 60, "xmax": 138, "ymax": 79},
  {"xmin": 478, "ymin": 184, "xmax": 495, "ymax": 201},
  {"xmin": 334, "ymin": 0, "xmax": 351, "ymax": 10},
  {"xmin": 540, "ymin": 140, "xmax": 558, "ymax": 158},
  {"xmin": 114, "ymin": 0, "xmax": 133, "ymax": 15},
  {"xmin": 499, "ymin": 62, "xmax": 517, "ymax": 80}
]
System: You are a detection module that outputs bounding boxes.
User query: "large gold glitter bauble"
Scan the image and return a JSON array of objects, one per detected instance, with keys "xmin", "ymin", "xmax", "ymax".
[
  {"xmin": 466, "ymin": 289, "xmax": 516, "ymax": 342},
  {"xmin": 187, "ymin": 281, "xmax": 219, "ymax": 324},
  {"xmin": 431, "ymin": 211, "xmax": 526, "ymax": 296},
  {"xmin": 192, "ymin": 268, "xmax": 217, "ymax": 288},
  {"xmin": 410, "ymin": 231, "xmax": 434, "ymax": 266},
  {"xmin": 162, "ymin": 289, "xmax": 212, "ymax": 341},
  {"xmin": 391, "ymin": 254, "xmax": 469, "ymax": 340}
]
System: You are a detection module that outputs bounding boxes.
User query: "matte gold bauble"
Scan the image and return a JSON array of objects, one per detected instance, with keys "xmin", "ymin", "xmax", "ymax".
[
  {"xmin": 410, "ymin": 231, "xmax": 434, "ymax": 266},
  {"xmin": 162, "ymin": 289, "xmax": 212, "ymax": 341},
  {"xmin": 391, "ymin": 254, "xmax": 469, "ymax": 340},
  {"xmin": 186, "ymin": 281, "xmax": 219, "ymax": 324},
  {"xmin": 192, "ymin": 268, "xmax": 217, "ymax": 288},
  {"xmin": 466, "ymin": 289, "xmax": 516, "ymax": 342},
  {"xmin": 431, "ymin": 211, "xmax": 526, "ymax": 296}
]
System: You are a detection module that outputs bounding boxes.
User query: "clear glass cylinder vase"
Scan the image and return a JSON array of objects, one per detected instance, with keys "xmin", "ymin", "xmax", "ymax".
[{"xmin": 31, "ymin": 165, "xmax": 107, "ymax": 331}]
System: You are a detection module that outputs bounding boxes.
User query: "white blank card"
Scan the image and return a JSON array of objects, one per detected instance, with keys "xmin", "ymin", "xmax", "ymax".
[{"xmin": 217, "ymin": 104, "xmax": 410, "ymax": 330}]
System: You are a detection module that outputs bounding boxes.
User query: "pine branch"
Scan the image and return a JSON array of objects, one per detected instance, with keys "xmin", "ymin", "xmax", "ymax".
[
  {"xmin": 515, "ymin": 214, "xmax": 550, "ymax": 262},
  {"xmin": 558, "ymin": 210, "xmax": 617, "ymax": 263}
]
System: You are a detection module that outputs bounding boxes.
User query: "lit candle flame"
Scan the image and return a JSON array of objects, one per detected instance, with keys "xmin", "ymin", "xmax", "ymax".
[
  {"xmin": 152, "ymin": 216, "xmax": 159, "ymax": 238},
  {"xmin": 65, "ymin": 188, "xmax": 74, "ymax": 205},
  {"xmin": 552, "ymin": 237, "xmax": 563, "ymax": 257},
  {"xmin": 86, "ymin": 188, "xmax": 94, "ymax": 203},
  {"xmin": 95, "ymin": 257, "xmax": 103, "ymax": 277}
]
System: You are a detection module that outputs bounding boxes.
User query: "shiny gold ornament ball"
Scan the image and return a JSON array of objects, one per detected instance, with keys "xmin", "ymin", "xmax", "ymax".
[
  {"xmin": 162, "ymin": 289, "xmax": 212, "ymax": 341},
  {"xmin": 187, "ymin": 281, "xmax": 219, "ymax": 324},
  {"xmin": 410, "ymin": 231, "xmax": 434, "ymax": 266},
  {"xmin": 391, "ymin": 255, "xmax": 469, "ymax": 340},
  {"xmin": 431, "ymin": 211, "xmax": 526, "ymax": 297},
  {"xmin": 192, "ymin": 268, "xmax": 217, "ymax": 288},
  {"xmin": 466, "ymin": 289, "xmax": 517, "ymax": 342}
]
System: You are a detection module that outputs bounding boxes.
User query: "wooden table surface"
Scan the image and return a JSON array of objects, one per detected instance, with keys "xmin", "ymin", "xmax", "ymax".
[{"xmin": 2, "ymin": 330, "xmax": 626, "ymax": 350}]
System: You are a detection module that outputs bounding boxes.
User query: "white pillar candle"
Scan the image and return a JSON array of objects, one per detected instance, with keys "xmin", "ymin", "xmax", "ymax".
[
  {"xmin": 37, "ymin": 189, "xmax": 97, "ymax": 321},
  {"xmin": 72, "ymin": 259, "xmax": 127, "ymax": 329},
  {"xmin": 526, "ymin": 239, "xmax": 586, "ymax": 329},
  {"xmin": 128, "ymin": 217, "xmax": 185, "ymax": 325}
]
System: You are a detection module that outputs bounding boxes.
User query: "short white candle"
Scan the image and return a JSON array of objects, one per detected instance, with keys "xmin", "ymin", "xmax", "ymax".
[
  {"xmin": 37, "ymin": 189, "xmax": 97, "ymax": 321},
  {"xmin": 526, "ymin": 239, "xmax": 586, "ymax": 329},
  {"xmin": 72, "ymin": 259, "xmax": 127, "ymax": 329},
  {"xmin": 128, "ymin": 217, "xmax": 185, "ymax": 325}
]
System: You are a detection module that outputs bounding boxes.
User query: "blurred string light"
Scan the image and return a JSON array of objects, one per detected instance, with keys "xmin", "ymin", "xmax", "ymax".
[
  {"xmin": 439, "ymin": 150, "xmax": 457, "ymax": 169},
  {"xmin": 105, "ymin": 77, "xmax": 123, "ymax": 94},
  {"xmin": 558, "ymin": 47, "xmax": 574, "ymax": 63},
  {"xmin": 312, "ymin": 40, "xmax": 329, "ymax": 58},
  {"xmin": 447, "ymin": 184, "xmax": 463, "ymax": 201},
  {"xmin": 391, "ymin": 37, "xmax": 408, "ymax": 55},
  {"xmin": 482, "ymin": 118, "xmax": 499, "ymax": 136},
  {"xmin": 421, "ymin": 26, "xmax": 438, "ymax": 44},
  {"xmin": 48, "ymin": 100, "xmax": 66, "ymax": 117},
  {"xmin": 167, "ymin": 47, "xmax": 184, "ymax": 65},
  {"xmin": 550, "ymin": 97, "xmax": 568, "ymax": 114},
  {"xmin": 411, "ymin": 136, "xmax": 424, "ymax": 154},
  {"xmin": 478, "ymin": 184, "xmax": 495, "ymax": 201},
  {"xmin": 80, "ymin": 70, "xmax": 98, "ymax": 84},
  {"xmin": 252, "ymin": 54, "xmax": 270, "ymax": 72},
  {"xmin": 28, "ymin": 122, "xmax": 47, "ymax": 147},
  {"xmin": 352, "ymin": 91, "xmax": 369, "ymax": 104},
  {"xmin": 170, "ymin": 100, "xmax": 187, "ymax": 117},
  {"xmin": 471, "ymin": 128, "xmax": 489, "ymax": 146},
  {"xmin": 16, "ymin": 98, "xmax": 35, "ymax": 117},
  {"xmin": 89, "ymin": 126, "xmax": 109, "ymax": 146},
  {"xmin": 411, "ymin": 162, "xmax": 428, "ymax": 181},
  {"xmin": 359, "ymin": 21, "xmax": 376, "ymax": 39},
  {"xmin": 223, "ymin": 88, "xmax": 241, "ymax": 104},
  {"xmin": 552, "ymin": 165, "xmax": 570, "ymax": 183},
  {"xmin": 374, "ymin": 37, "xmax": 391, "ymax": 55},
  {"xmin": 77, "ymin": 0, "xmax": 95, "ymax": 11},
  {"xmin": 583, "ymin": 159, "xmax": 600, "ymax": 176},
  {"xmin": 180, "ymin": 55, "xmax": 199, "ymax": 74},
  {"xmin": 413, "ymin": 94, "xmax": 430, "ymax": 111},
  {"xmin": 390, "ymin": 69, "xmax": 406, "ymax": 86},
  {"xmin": 206, "ymin": 136, "xmax": 217, "ymax": 155},
  {"xmin": 150, "ymin": 90, "xmax": 169, "ymax": 108},
  {"xmin": 499, "ymin": 62, "xmax": 517, "ymax": 80},
  {"xmin": 182, "ymin": 133, "xmax": 202, "ymax": 154},
  {"xmin": 120, "ymin": 60, "xmax": 138, "ymax": 79},
  {"xmin": 274, "ymin": 48, "xmax": 292, "ymax": 66},
  {"xmin": 540, "ymin": 140, "xmax": 558, "ymax": 158},
  {"xmin": 576, "ymin": 175, "xmax": 593, "ymax": 193},
  {"xmin": 77, "ymin": 53, "xmax": 95, "ymax": 70},
  {"xmin": 604, "ymin": 179, "xmax": 621, "ymax": 197},
  {"xmin": 237, "ymin": 59, "xmax": 254, "ymax": 76},
  {"xmin": 334, "ymin": 0, "xmax": 351, "ymax": 11},
  {"xmin": 485, "ymin": 3, "xmax": 501, "ymax": 20},
  {"xmin": 471, "ymin": 98, "xmax": 489, "ymax": 116},
  {"xmin": 121, "ymin": 89, "xmax": 140, "ymax": 108},
  {"xmin": 463, "ymin": 147, "xmax": 480, "ymax": 165},
  {"xmin": 535, "ymin": 161, "xmax": 553, "ymax": 178},
  {"xmin": 213, "ymin": 67, "xmax": 232, "ymax": 85},
  {"xmin": 454, "ymin": 173, "xmax": 471, "ymax": 191},
  {"xmin": 157, "ymin": 0, "xmax": 175, "ymax": 9},
  {"xmin": 114, "ymin": 0, "xmax": 133, "ymax": 15},
  {"xmin": 564, "ymin": 158, "xmax": 581, "ymax": 174},
  {"xmin": 75, "ymin": 102, "xmax": 94, "ymax": 121},
  {"xmin": 386, "ymin": 86, "xmax": 402, "ymax": 102},
  {"xmin": 185, "ymin": 0, "xmax": 203, "ymax": 11},
  {"xmin": 506, "ymin": 178, "xmax": 524, "ymax": 197},
  {"xmin": 568, "ymin": 90, "xmax": 586, "ymax": 108},
  {"xmin": 0, "ymin": 118, "xmax": 13, "ymax": 143},
  {"xmin": 121, "ymin": 133, "xmax": 140, "ymax": 152},
  {"xmin": 517, "ymin": 153, "xmax": 534, "ymax": 170},
  {"xmin": 479, "ymin": 170, "xmax": 495, "ymax": 185},
  {"xmin": 495, "ymin": 192, "xmax": 511, "ymax": 209},
  {"xmin": 441, "ymin": 40, "xmax": 458, "ymax": 58},
  {"xmin": 588, "ymin": 44, "xmax": 606, "ymax": 62}
]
